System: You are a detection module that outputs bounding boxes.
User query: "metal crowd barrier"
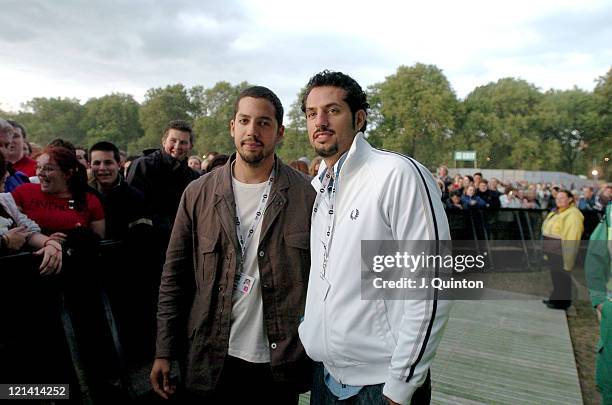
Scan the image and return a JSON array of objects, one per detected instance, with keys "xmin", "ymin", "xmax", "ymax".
[
  {"xmin": 446, "ymin": 207, "xmax": 602, "ymax": 241},
  {"xmin": 0, "ymin": 239, "xmax": 160, "ymax": 403},
  {"xmin": 446, "ymin": 208, "xmax": 602, "ymax": 272}
]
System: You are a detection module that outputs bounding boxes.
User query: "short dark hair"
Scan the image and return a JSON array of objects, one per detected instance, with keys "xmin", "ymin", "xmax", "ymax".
[
  {"xmin": 163, "ymin": 120, "xmax": 194, "ymax": 145},
  {"xmin": 301, "ymin": 70, "xmax": 370, "ymax": 132},
  {"xmin": 7, "ymin": 119, "xmax": 27, "ymax": 138},
  {"xmin": 234, "ymin": 86, "xmax": 284, "ymax": 127},
  {"xmin": 89, "ymin": 141, "xmax": 120, "ymax": 163},
  {"xmin": 474, "ymin": 172, "xmax": 482, "ymax": 178}
]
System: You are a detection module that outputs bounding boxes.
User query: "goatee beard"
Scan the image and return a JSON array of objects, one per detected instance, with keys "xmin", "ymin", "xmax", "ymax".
[
  {"xmin": 315, "ymin": 143, "xmax": 338, "ymax": 158},
  {"xmin": 238, "ymin": 150, "xmax": 266, "ymax": 166}
]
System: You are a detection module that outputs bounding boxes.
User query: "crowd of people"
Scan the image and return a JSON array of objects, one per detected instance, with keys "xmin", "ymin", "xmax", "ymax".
[
  {"xmin": 0, "ymin": 70, "xmax": 611, "ymax": 404},
  {"xmin": 435, "ymin": 165, "xmax": 612, "ymax": 212}
]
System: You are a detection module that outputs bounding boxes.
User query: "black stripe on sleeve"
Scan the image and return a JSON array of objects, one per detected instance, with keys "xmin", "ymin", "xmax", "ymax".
[{"xmin": 404, "ymin": 157, "xmax": 440, "ymax": 382}]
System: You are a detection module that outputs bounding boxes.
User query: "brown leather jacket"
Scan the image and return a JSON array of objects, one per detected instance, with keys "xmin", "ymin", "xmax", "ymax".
[{"xmin": 155, "ymin": 155, "xmax": 315, "ymax": 395}]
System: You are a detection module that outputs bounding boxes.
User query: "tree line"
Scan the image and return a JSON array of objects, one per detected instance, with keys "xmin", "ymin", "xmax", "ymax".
[{"xmin": 2, "ymin": 64, "xmax": 611, "ymax": 178}]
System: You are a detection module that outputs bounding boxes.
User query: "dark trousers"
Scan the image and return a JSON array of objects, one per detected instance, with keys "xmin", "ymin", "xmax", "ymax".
[
  {"xmin": 546, "ymin": 253, "xmax": 572, "ymax": 309},
  {"xmin": 310, "ymin": 362, "xmax": 431, "ymax": 405},
  {"xmin": 187, "ymin": 356, "xmax": 299, "ymax": 405}
]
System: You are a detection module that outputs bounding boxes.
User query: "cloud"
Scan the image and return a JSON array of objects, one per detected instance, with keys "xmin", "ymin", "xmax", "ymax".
[
  {"xmin": 0, "ymin": 0, "xmax": 246, "ymax": 72},
  {"xmin": 0, "ymin": 0, "xmax": 610, "ymax": 113}
]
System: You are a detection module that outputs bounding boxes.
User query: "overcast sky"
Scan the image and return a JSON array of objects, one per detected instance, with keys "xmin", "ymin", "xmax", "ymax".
[{"xmin": 1, "ymin": 0, "xmax": 611, "ymax": 116}]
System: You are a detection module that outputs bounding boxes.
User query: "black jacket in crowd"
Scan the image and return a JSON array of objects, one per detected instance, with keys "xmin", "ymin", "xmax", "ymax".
[
  {"xmin": 126, "ymin": 149, "xmax": 200, "ymax": 236},
  {"xmin": 89, "ymin": 178, "xmax": 152, "ymax": 241},
  {"xmin": 476, "ymin": 189, "xmax": 501, "ymax": 209}
]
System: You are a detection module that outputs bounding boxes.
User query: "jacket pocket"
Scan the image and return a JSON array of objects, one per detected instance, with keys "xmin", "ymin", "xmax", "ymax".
[
  {"xmin": 380, "ymin": 300, "xmax": 399, "ymax": 347},
  {"xmin": 285, "ymin": 231, "xmax": 309, "ymax": 250},
  {"xmin": 329, "ymin": 300, "xmax": 393, "ymax": 367},
  {"xmin": 198, "ymin": 235, "xmax": 221, "ymax": 287},
  {"xmin": 284, "ymin": 231, "xmax": 310, "ymax": 285},
  {"xmin": 185, "ymin": 235, "xmax": 221, "ymax": 341}
]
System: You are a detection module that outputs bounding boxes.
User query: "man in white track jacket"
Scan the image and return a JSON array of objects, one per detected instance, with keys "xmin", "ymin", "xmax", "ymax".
[{"xmin": 298, "ymin": 70, "xmax": 452, "ymax": 405}]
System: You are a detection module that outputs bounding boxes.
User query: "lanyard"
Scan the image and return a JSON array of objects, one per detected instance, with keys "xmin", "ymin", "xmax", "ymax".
[
  {"xmin": 312, "ymin": 168, "xmax": 338, "ymax": 280},
  {"xmin": 234, "ymin": 168, "xmax": 275, "ymax": 267}
]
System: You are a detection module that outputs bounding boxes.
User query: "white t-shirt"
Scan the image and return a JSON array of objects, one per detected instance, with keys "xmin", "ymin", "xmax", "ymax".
[{"xmin": 228, "ymin": 176, "xmax": 270, "ymax": 363}]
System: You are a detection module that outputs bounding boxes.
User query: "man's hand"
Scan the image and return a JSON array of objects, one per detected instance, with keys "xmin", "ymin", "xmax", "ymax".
[
  {"xmin": 150, "ymin": 358, "xmax": 176, "ymax": 399},
  {"xmin": 596, "ymin": 303, "xmax": 603, "ymax": 323}
]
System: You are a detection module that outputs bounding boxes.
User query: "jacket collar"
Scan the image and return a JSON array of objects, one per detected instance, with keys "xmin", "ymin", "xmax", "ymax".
[
  {"xmin": 88, "ymin": 176, "xmax": 123, "ymax": 195},
  {"xmin": 314, "ymin": 132, "xmax": 370, "ymax": 188},
  {"xmin": 156, "ymin": 148, "xmax": 188, "ymax": 170}
]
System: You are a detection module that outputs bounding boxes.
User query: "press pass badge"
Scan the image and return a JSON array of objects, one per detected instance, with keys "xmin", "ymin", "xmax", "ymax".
[{"xmin": 236, "ymin": 273, "xmax": 256, "ymax": 295}]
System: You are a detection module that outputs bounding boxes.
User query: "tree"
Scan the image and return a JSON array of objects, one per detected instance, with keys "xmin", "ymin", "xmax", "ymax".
[
  {"xmin": 367, "ymin": 64, "xmax": 460, "ymax": 168},
  {"xmin": 18, "ymin": 97, "xmax": 84, "ymax": 146},
  {"xmin": 593, "ymin": 67, "xmax": 612, "ymax": 179},
  {"xmin": 456, "ymin": 78, "xmax": 543, "ymax": 170},
  {"xmin": 134, "ymin": 84, "xmax": 195, "ymax": 152},
  {"xmin": 535, "ymin": 88, "xmax": 599, "ymax": 174},
  {"xmin": 80, "ymin": 93, "xmax": 143, "ymax": 152},
  {"xmin": 594, "ymin": 67, "xmax": 612, "ymax": 133},
  {"xmin": 277, "ymin": 87, "xmax": 314, "ymax": 162},
  {"xmin": 192, "ymin": 81, "xmax": 251, "ymax": 155}
]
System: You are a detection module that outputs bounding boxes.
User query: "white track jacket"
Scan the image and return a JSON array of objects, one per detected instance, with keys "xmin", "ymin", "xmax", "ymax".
[{"xmin": 298, "ymin": 133, "xmax": 452, "ymax": 404}]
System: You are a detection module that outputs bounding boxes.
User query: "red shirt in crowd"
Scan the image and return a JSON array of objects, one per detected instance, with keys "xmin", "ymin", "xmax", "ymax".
[
  {"xmin": 12, "ymin": 156, "xmax": 37, "ymax": 177},
  {"xmin": 11, "ymin": 183, "xmax": 104, "ymax": 234}
]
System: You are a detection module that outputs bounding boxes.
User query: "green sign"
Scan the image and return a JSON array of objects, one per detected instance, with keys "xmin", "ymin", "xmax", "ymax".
[{"xmin": 454, "ymin": 151, "xmax": 476, "ymax": 161}]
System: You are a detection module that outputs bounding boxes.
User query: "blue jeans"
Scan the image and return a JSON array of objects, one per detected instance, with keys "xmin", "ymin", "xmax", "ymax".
[{"xmin": 310, "ymin": 362, "xmax": 431, "ymax": 405}]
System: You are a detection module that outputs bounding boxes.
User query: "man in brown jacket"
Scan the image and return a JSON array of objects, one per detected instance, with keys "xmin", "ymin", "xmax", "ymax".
[{"xmin": 150, "ymin": 86, "xmax": 316, "ymax": 404}]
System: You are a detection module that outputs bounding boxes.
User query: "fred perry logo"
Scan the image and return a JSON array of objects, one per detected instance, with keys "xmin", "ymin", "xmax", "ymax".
[{"xmin": 350, "ymin": 209, "xmax": 359, "ymax": 220}]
